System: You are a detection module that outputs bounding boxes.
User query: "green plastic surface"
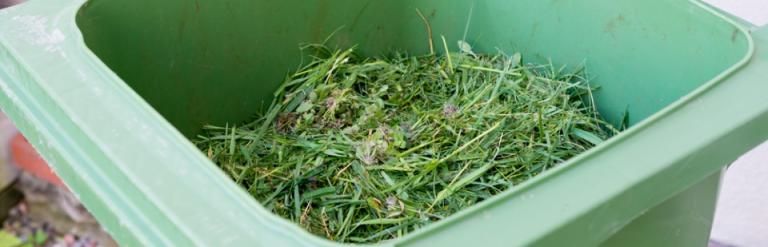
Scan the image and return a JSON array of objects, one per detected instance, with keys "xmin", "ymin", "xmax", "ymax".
[{"xmin": 1, "ymin": 0, "xmax": 767, "ymax": 246}]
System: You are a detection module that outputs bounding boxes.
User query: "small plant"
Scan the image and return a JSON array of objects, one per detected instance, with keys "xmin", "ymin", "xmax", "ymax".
[{"xmin": 0, "ymin": 229, "xmax": 47, "ymax": 247}]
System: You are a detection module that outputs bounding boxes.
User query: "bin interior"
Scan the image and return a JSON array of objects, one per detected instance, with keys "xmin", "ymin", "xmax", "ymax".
[
  {"xmin": 76, "ymin": 0, "xmax": 749, "ymax": 138},
  {"xmin": 74, "ymin": 0, "xmax": 749, "ymax": 244}
]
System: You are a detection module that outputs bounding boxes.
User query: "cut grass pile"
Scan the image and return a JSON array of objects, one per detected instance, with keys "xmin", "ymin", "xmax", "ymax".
[{"xmin": 196, "ymin": 42, "xmax": 617, "ymax": 243}]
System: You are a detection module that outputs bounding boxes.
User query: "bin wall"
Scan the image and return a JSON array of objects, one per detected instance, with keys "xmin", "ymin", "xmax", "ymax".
[{"xmin": 77, "ymin": 0, "xmax": 749, "ymax": 136}]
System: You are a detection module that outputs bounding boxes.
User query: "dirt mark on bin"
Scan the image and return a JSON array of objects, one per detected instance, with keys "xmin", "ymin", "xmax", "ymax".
[
  {"xmin": 349, "ymin": 0, "xmax": 373, "ymax": 32},
  {"xmin": 604, "ymin": 14, "xmax": 626, "ymax": 38},
  {"xmin": 311, "ymin": 0, "xmax": 331, "ymax": 42}
]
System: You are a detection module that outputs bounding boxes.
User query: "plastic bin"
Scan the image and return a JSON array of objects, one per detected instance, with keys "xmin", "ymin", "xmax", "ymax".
[{"xmin": 1, "ymin": 0, "xmax": 767, "ymax": 246}]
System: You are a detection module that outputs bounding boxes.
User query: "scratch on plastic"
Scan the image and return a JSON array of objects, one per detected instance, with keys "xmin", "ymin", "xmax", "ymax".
[{"xmin": 11, "ymin": 15, "xmax": 67, "ymax": 58}]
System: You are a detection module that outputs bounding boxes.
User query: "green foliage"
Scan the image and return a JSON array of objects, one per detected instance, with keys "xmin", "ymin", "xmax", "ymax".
[
  {"xmin": 197, "ymin": 44, "xmax": 617, "ymax": 243},
  {"xmin": 0, "ymin": 231, "xmax": 21, "ymax": 247}
]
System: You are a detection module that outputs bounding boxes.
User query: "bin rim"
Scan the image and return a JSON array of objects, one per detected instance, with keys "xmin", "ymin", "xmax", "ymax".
[{"xmin": 1, "ymin": 0, "xmax": 767, "ymax": 246}]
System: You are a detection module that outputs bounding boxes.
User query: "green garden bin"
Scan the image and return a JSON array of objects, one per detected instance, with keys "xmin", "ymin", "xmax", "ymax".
[{"xmin": 2, "ymin": 0, "xmax": 768, "ymax": 246}]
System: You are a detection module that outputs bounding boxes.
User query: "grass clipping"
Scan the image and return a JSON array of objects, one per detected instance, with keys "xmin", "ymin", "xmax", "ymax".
[{"xmin": 196, "ymin": 43, "xmax": 617, "ymax": 243}]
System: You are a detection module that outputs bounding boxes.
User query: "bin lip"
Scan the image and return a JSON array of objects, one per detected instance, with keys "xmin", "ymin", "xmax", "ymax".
[
  {"xmin": 0, "ymin": 0, "xmax": 759, "ymax": 246},
  {"xmin": 399, "ymin": 0, "xmax": 759, "ymax": 243}
]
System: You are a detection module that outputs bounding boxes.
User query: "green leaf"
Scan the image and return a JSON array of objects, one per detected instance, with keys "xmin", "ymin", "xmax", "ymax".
[
  {"xmin": 511, "ymin": 52, "xmax": 522, "ymax": 66},
  {"xmin": 457, "ymin": 40, "xmax": 475, "ymax": 56},
  {"xmin": 0, "ymin": 231, "xmax": 21, "ymax": 247},
  {"xmin": 355, "ymin": 217, "xmax": 407, "ymax": 226},
  {"xmin": 296, "ymin": 101, "xmax": 313, "ymax": 113},
  {"xmin": 302, "ymin": 186, "xmax": 336, "ymax": 202},
  {"xmin": 33, "ymin": 230, "xmax": 47, "ymax": 244},
  {"xmin": 283, "ymin": 87, "xmax": 311, "ymax": 113},
  {"xmin": 572, "ymin": 128, "xmax": 604, "ymax": 146},
  {"xmin": 434, "ymin": 161, "xmax": 496, "ymax": 203},
  {"xmin": 323, "ymin": 149, "xmax": 345, "ymax": 157}
]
